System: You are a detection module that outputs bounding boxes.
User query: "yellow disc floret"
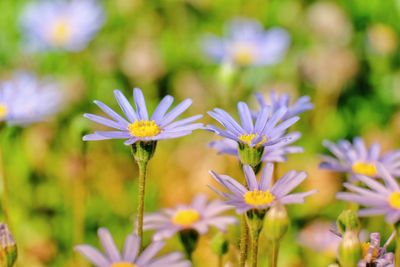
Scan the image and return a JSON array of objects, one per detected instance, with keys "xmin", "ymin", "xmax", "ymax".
[
  {"xmin": 111, "ymin": 263, "xmax": 137, "ymax": 267},
  {"xmin": 351, "ymin": 161, "xmax": 378, "ymax": 177},
  {"xmin": 0, "ymin": 104, "xmax": 8, "ymax": 119},
  {"xmin": 388, "ymin": 192, "xmax": 400, "ymax": 209},
  {"xmin": 361, "ymin": 242, "xmax": 379, "ymax": 261},
  {"xmin": 128, "ymin": 120, "xmax": 161, "ymax": 138},
  {"xmin": 172, "ymin": 209, "xmax": 201, "ymax": 227},
  {"xmin": 50, "ymin": 19, "xmax": 71, "ymax": 45},
  {"xmin": 233, "ymin": 44, "xmax": 255, "ymax": 66},
  {"xmin": 244, "ymin": 190, "xmax": 275, "ymax": 207},
  {"xmin": 239, "ymin": 134, "xmax": 267, "ymax": 147}
]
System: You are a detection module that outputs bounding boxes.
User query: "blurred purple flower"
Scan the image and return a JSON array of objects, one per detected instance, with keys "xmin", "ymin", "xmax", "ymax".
[
  {"xmin": 20, "ymin": 0, "xmax": 104, "ymax": 52},
  {"xmin": 207, "ymin": 102, "xmax": 299, "ymax": 148},
  {"xmin": 320, "ymin": 137, "xmax": 400, "ymax": 180},
  {"xmin": 83, "ymin": 88, "xmax": 203, "ymax": 145},
  {"xmin": 337, "ymin": 165, "xmax": 400, "ymax": 224},
  {"xmin": 209, "ymin": 164, "xmax": 316, "ymax": 213},
  {"xmin": 255, "ymin": 91, "xmax": 314, "ymax": 120},
  {"xmin": 143, "ymin": 194, "xmax": 236, "ymax": 241},
  {"xmin": 0, "ymin": 72, "xmax": 63, "ymax": 126},
  {"xmin": 358, "ymin": 232, "xmax": 394, "ymax": 267},
  {"xmin": 76, "ymin": 228, "xmax": 190, "ymax": 267},
  {"xmin": 202, "ymin": 18, "xmax": 290, "ymax": 67},
  {"xmin": 209, "ymin": 131, "xmax": 303, "ymax": 163}
]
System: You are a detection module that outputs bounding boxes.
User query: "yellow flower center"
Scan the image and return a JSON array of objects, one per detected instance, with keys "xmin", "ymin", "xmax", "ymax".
[
  {"xmin": 0, "ymin": 104, "xmax": 8, "ymax": 119},
  {"xmin": 362, "ymin": 242, "xmax": 379, "ymax": 261},
  {"xmin": 388, "ymin": 192, "xmax": 400, "ymax": 209},
  {"xmin": 50, "ymin": 19, "xmax": 71, "ymax": 45},
  {"xmin": 111, "ymin": 263, "xmax": 137, "ymax": 267},
  {"xmin": 244, "ymin": 190, "xmax": 275, "ymax": 207},
  {"xmin": 172, "ymin": 209, "xmax": 201, "ymax": 227},
  {"xmin": 233, "ymin": 44, "xmax": 255, "ymax": 65},
  {"xmin": 351, "ymin": 161, "xmax": 378, "ymax": 177},
  {"xmin": 128, "ymin": 120, "xmax": 161, "ymax": 138},
  {"xmin": 239, "ymin": 134, "xmax": 267, "ymax": 146}
]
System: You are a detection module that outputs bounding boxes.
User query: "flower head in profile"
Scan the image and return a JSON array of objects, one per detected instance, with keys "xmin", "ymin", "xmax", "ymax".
[
  {"xmin": 207, "ymin": 102, "xmax": 299, "ymax": 149},
  {"xmin": 209, "ymin": 164, "xmax": 316, "ymax": 213},
  {"xmin": 209, "ymin": 131, "xmax": 303, "ymax": 163},
  {"xmin": 143, "ymin": 195, "xmax": 237, "ymax": 241},
  {"xmin": 20, "ymin": 0, "xmax": 104, "ymax": 52},
  {"xmin": 83, "ymin": 88, "xmax": 203, "ymax": 145},
  {"xmin": 202, "ymin": 18, "xmax": 290, "ymax": 67},
  {"xmin": 0, "ymin": 72, "xmax": 63, "ymax": 126},
  {"xmin": 358, "ymin": 232, "xmax": 394, "ymax": 267},
  {"xmin": 75, "ymin": 227, "xmax": 190, "ymax": 267},
  {"xmin": 320, "ymin": 137, "xmax": 400, "ymax": 180},
  {"xmin": 337, "ymin": 165, "xmax": 400, "ymax": 224},
  {"xmin": 255, "ymin": 91, "xmax": 314, "ymax": 120}
]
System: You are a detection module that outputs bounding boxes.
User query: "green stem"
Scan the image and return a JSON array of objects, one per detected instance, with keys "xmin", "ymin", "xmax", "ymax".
[
  {"xmin": 217, "ymin": 255, "xmax": 223, "ymax": 267},
  {"xmin": 137, "ymin": 160, "xmax": 148, "ymax": 250},
  {"xmin": 269, "ymin": 241, "xmax": 280, "ymax": 267},
  {"xmin": 250, "ymin": 227, "xmax": 260, "ymax": 267},
  {"xmin": 239, "ymin": 214, "xmax": 249, "ymax": 267},
  {"xmin": 0, "ymin": 143, "xmax": 10, "ymax": 228},
  {"xmin": 396, "ymin": 224, "xmax": 400, "ymax": 267}
]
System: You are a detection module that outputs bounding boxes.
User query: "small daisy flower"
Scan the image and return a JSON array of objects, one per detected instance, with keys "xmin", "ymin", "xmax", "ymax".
[
  {"xmin": 320, "ymin": 137, "xmax": 400, "ymax": 180},
  {"xmin": 202, "ymin": 18, "xmax": 290, "ymax": 67},
  {"xmin": 209, "ymin": 164, "xmax": 316, "ymax": 213},
  {"xmin": 358, "ymin": 232, "xmax": 395, "ymax": 267},
  {"xmin": 207, "ymin": 102, "xmax": 299, "ymax": 149},
  {"xmin": 20, "ymin": 0, "xmax": 104, "ymax": 52},
  {"xmin": 0, "ymin": 72, "xmax": 63, "ymax": 126},
  {"xmin": 83, "ymin": 88, "xmax": 203, "ymax": 145},
  {"xmin": 209, "ymin": 131, "xmax": 303, "ymax": 163},
  {"xmin": 337, "ymin": 165, "xmax": 400, "ymax": 224},
  {"xmin": 75, "ymin": 228, "xmax": 190, "ymax": 267},
  {"xmin": 255, "ymin": 91, "xmax": 314, "ymax": 120},
  {"xmin": 143, "ymin": 195, "xmax": 237, "ymax": 241}
]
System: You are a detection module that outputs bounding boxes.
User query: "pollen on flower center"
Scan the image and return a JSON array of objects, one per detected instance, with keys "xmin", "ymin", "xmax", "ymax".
[
  {"xmin": 50, "ymin": 19, "xmax": 71, "ymax": 45},
  {"xmin": 244, "ymin": 190, "xmax": 275, "ymax": 207},
  {"xmin": 172, "ymin": 209, "xmax": 200, "ymax": 227},
  {"xmin": 388, "ymin": 192, "xmax": 400, "ymax": 209},
  {"xmin": 361, "ymin": 242, "xmax": 379, "ymax": 261},
  {"xmin": 0, "ymin": 104, "xmax": 8, "ymax": 119},
  {"xmin": 111, "ymin": 263, "xmax": 137, "ymax": 267},
  {"xmin": 233, "ymin": 44, "xmax": 255, "ymax": 65},
  {"xmin": 239, "ymin": 134, "xmax": 267, "ymax": 146},
  {"xmin": 128, "ymin": 120, "xmax": 161, "ymax": 138},
  {"xmin": 351, "ymin": 161, "xmax": 377, "ymax": 177}
]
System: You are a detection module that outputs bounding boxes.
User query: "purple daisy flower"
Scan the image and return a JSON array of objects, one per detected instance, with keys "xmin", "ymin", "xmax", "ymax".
[
  {"xmin": 143, "ymin": 194, "xmax": 237, "ymax": 241},
  {"xmin": 358, "ymin": 232, "xmax": 395, "ymax": 267},
  {"xmin": 207, "ymin": 102, "xmax": 299, "ymax": 149},
  {"xmin": 0, "ymin": 72, "xmax": 63, "ymax": 126},
  {"xmin": 337, "ymin": 165, "xmax": 400, "ymax": 224},
  {"xmin": 320, "ymin": 137, "xmax": 400, "ymax": 180},
  {"xmin": 255, "ymin": 91, "xmax": 314, "ymax": 120},
  {"xmin": 209, "ymin": 164, "xmax": 316, "ymax": 213},
  {"xmin": 75, "ymin": 227, "xmax": 190, "ymax": 267},
  {"xmin": 83, "ymin": 88, "xmax": 203, "ymax": 145},
  {"xmin": 202, "ymin": 18, "xmax": 290, "ymax": 67},
  {"xmin": 20, "ymin": 0, "xmax": 104, "ymax": 52},
  {"xmin": 209, "ymin": 131, "xmax": 303, "ymax": 163}
]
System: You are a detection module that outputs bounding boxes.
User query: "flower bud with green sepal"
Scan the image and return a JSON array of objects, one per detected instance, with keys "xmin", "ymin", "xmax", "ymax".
[{"xmin": 263, "ymin": 202, "xmax": 289, "ymax": 242}]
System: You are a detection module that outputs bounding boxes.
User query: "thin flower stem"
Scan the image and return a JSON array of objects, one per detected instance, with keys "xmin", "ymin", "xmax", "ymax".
[
  {"xmin": 239, "ymin": 214, "xmax": 249, "ymax": 267},
  {"xmin": 396, "ymin": 224, "xmax": 400, "ymax": 267},
  {"xmin": 269, "ymin": 241, "xmax": 280, "ymax": 267},
  {"xmin": 250, "ymin": 228, "xmax": 260, "ymax": 267},
  {"xmin": 0, "ymin": 142, "xmax": 10, "ymax": 229},
  {"xmin": 137, "ymin": 160, "xmax": 148, "ymax": 250},
  {"xmin": 217, "ymin": 255, "xmax": 223, "ymax": 267}
]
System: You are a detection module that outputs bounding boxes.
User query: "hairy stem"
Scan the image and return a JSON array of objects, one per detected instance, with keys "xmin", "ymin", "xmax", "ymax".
[
  {"xmin": 239, "ymin": 214, "xmax": 249, "ymax": 267},
  {"xmin": 137, "ymin": 160, "xmax": 148, "ymax": 250}
]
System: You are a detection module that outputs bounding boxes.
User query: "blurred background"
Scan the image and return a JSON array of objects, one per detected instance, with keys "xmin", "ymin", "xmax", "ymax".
[{"xmin": 1, "ymin": 0, "xmax": 400, "ymax": 266}]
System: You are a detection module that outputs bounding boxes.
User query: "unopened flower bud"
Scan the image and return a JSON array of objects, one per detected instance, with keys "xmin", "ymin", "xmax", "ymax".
[
  {"xmin": 0, "ymin": 224, "xmax": 17, "ymax": 267},
  {"xmin": 336, "ymin": 210, "xmax": 360, "ymax": 235},
  {"xmin": 211, "ymin": 233, "xmax": 229, "ymax": 256},
  {"xmin": 238, "ymin": 143, "xmax": 264, "ymax": 173},
  {"xmin": 338, "ymin": 231, "xmax": 361, "ymax": 267},
  {"xmin": 263, "ymin": 202, "xmax": 289, "ymax": 242}
]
